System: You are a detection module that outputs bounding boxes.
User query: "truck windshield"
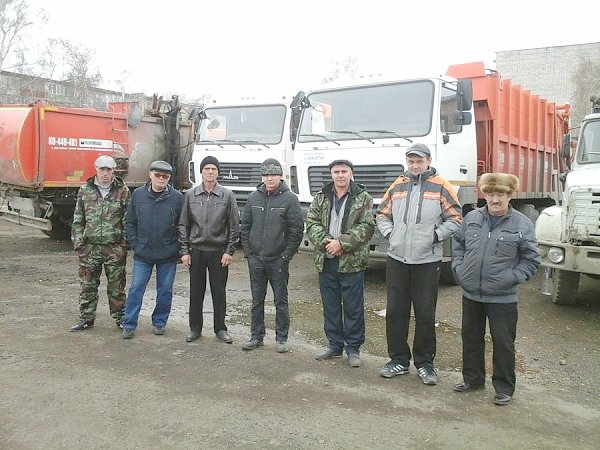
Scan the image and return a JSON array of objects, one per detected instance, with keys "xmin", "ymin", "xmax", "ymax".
[
  {"xmin": 297, "ymin": 80, "xmax": 434, "ymax": 143},
  {"xmin": 197, "ymin": 104, "xmax": 287, "ymax": 145},
  {"xmin": 578, "ymin": 119, "xmax": 600, "ymax": 164}
]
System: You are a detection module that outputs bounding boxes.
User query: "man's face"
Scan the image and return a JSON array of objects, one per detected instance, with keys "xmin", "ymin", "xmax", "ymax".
[
  {"xmin": 484, "ymin": 191, "xmax": 511, "ymax": 216},
  {"xmin": 405, "ymin": 154, "xmax": 431, "ymax": 176},
  {"xmin": 262, "ymin": 174, "xmax": 282, "ymax": 192},
  {"xmin": 201, "ymin": 164, "xmax": 219, "ymax": 183},
  {"xmin": 95, "ymin": 166, "xmax": 114, "ymax": 187},
  {"xmin": 150, "ymin": 170, "xmax": 171, "ymax": 191},
  {"xmin": 330, "ymin": 164, "xmax": 352, "ymax": 190}
]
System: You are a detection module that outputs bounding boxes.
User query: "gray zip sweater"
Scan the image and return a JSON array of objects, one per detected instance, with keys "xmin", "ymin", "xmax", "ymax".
[{"xmin": 452, "ymin": 206, "xmax": 541, "ymax": 303}]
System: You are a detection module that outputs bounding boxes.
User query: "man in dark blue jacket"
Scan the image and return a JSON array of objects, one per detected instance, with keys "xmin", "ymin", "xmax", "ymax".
[
  {"xmin": 240, "ymin": 158, "xmax": 304, "ymax": 353},
  {"xmin": 452, "ymin": 173, "xmax": 540, "ymax": 405},
  {"xmin": 122, "ymin": 161, "xmax": 183, "ymax": 339}
]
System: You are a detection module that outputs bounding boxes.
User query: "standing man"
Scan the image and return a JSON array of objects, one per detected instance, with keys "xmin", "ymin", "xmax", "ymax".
[
  {"xmin": 452, "ymin": 173, "xmax": 540, "ymax": 405},
  {"xmin": 178, "ymin": 156, "xmax": 239, "ymax": 344},
  {"xmin": 70, "ymin": 155, "xmax": 129, "ymax": 331},
  {"xmin": 122, "ymin": 161, "xmax": 183, "ymax": 339},
  {"xmin": 376, "ymin": 143, "xmax": 461, "ymax": 384},
  {"xmin": 240, "ymin": 158, "xmax": 303, "ymax": 353},
  {"xmin": 306, "ymin": 159, "xmax": 375, "ymax": 368}
]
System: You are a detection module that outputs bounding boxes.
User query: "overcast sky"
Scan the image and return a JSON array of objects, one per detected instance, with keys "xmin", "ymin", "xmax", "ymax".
[{"xmin": 27, "ymin": 0, "xmax": 599, "ymax": 101}]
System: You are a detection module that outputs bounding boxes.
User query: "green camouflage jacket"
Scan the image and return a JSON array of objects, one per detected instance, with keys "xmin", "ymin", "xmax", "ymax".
[
  {"xmin": 71, "ymin": 176, "xmax": 130, "ymax": 249},
  {"xmin": 306, "ymin": 181, "xmax": 375, "ymax": 273}
]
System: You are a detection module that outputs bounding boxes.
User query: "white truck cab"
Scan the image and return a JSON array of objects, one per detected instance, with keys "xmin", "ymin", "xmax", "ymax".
[{"xmin": 189, "ymin": 98, "xmax": 293, "ymax": 205}]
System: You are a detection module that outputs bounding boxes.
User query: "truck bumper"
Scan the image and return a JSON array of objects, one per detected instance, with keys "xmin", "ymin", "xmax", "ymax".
[{"xmin": 538, "ymin": 240, "xmax": 600, "ymax": 276}]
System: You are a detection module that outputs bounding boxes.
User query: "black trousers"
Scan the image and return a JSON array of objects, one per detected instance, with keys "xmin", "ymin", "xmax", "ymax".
[
  {"xmin": 461, "ymin": 296, "xmax": 518, "ymax": 395},
  {"xmin": 189, "ymin": 248, "xmax": 228, "ymax": 333},
  {"xmin": 248, "ymin": 255, "xmax": 290, "ymax": 342},
  {"xmin": 385, "ymin": 257, "xmax": 440, "ymax": 368}
]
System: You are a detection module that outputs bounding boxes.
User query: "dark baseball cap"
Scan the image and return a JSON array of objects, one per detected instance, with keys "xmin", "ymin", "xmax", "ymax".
[
  {"xmin": 328, "ymin": 159, "xmax": 354, "ymax": 171},
  {"xmin": 405, "ymin": 143, "xmax": 431, "ymax": 158}
]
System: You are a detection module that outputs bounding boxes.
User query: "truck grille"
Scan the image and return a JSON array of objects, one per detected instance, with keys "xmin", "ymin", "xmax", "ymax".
[
  {"xmin": 568, "ymin": 189, "xmax": 600, "ymax": 245},
  {"xmin": 308, "ymin": 164, "xmax": 405, "ymax": 198},
  {"xmin": 218, "ymin": 163, "xmax": 262, "ymax": 187}
]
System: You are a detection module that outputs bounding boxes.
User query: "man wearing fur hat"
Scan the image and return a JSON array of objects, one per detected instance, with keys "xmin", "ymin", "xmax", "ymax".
[
  {"xmin": 178, "ymin": 155, "xmax": 239, "ymax": 344},
  {"xmin": 452, "ymin": 173, "xmax": 540, "ymax": 405},
  {"xmin": 240, "ymin": 158, "xmax": 304, "ymax": 353}
]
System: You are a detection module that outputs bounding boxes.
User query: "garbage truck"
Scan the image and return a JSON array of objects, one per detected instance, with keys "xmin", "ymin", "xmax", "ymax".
[
  {"xmin": 536, "ymin": 95, "xmax": 600, "ymax": 304},
  {"xmin": 289, "ymin": 62, "xmax": 570, "ymax": 283},
  {"xmin": 0, "ymin": 96, "xmax": 194, "ymax": 239}
]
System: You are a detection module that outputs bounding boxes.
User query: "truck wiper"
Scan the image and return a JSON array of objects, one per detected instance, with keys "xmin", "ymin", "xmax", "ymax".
[
  {"xmin": 215, "ymin": 139, "xmax": 246, "ymax": 148},
  {"xmin": 330, "ymin": 130, "xmax": 374, "ymax": 144},
  {"xmin": 196, "ymin": 140, "xmax": 224, "ymax": 148},
  {"xmin": 360, "ymin": 130, "xmax": 413, "ymax": 143},
  {"xmin": 238, "ymin": 140, "xmax": 271, "ymax": 149},
  {"xmin": 299, "ymin": 133, "xmax": 340, "ymax": 146}
]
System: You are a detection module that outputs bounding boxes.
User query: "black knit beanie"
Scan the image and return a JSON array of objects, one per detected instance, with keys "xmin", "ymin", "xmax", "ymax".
[{"xmin": 200, "ymin": 155, "xmax": 220, "ymax": 173}]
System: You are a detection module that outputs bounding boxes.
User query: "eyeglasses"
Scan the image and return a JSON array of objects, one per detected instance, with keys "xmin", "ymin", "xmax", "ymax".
[{"xmin": 151, "ymin": 171, "xmax": 171, "ymax": 179}]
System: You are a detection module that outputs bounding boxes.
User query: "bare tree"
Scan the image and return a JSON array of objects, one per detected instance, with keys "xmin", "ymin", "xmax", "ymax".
[
  {"xmin": 56, "ymin": 39, "xmax": 102, "ymax": 107},
  {"xmin": 570, "ymin": 58, "xmax": 600, "ymax": 134},
  {"xmin": 322, "ymin": 55, "xmax": 359, "ymax": 84},
  {"xmin": 0, "ymin": 0, "xmax": 37, "ymax": 71}
]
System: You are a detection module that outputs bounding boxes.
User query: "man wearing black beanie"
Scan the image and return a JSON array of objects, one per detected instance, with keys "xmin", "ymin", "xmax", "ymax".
[
  {"xmin": 178, "ymin": 155, "xmax": 239, "ymax": 344},
  {"xmin": 199, "ymin": 155, "xmax": 220, "ymax": 173}
]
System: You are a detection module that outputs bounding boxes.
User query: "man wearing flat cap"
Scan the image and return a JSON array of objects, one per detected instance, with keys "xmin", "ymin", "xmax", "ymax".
[
  {"xmin": 178, "ymin": 155, "xmax": 239, "ymax": 344},
  {"xmin": 240, "ymin": 158, "xmax": 303, "ymax": 353},
  {"xmin": 122, "ymin": 161, "xmax": 183, "ymax": 339},
  {"xmin": 70, "ymin": 155, "xmax": 130, "ymax": 332},
  {"xmin": 376, "ymin": 143, "xmax": 462, "ymax": 385},
  {"xmin": 452, "ymin": 173, "xmax": 540, "ymax": 405},
  {"xmin": 306, "ymin": 159, "xmax": 375, "ymax": 367}
]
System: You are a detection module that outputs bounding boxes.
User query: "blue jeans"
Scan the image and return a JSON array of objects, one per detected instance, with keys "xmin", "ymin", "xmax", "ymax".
[
  {"xmin": 318, "ymin": 258, "xmax": 365, "ymax": 355},
  {"xmin": 248, "ymin": 255, "xmax": 290, "ymax": 342},
  {"xmin": 123, "ymin": 259, "xmax": 177, "ymax": 331}
]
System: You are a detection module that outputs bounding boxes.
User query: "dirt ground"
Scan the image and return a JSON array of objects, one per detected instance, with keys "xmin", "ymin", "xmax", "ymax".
[{"xmin": 1, "ymin": 220, "xmax": 599, "ymax": 450}]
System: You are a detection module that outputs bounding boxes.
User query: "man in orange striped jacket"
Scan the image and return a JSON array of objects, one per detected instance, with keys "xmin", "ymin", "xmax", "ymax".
[{"xmin": 376, "ymin": 143, "xmax": 462, "ymax": 385}]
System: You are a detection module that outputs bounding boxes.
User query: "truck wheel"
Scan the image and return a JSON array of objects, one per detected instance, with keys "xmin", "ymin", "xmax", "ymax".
[
  {"xmin": 42, "ymin": 220, "xmax": 72, "ymax": 240},
  {"xmin": 551, "ymin": 269, "xmax": 580, "ymax": 305},
  {"xmin": 440, "ymin": 261, "xmax": 458, "ymax": 286}
]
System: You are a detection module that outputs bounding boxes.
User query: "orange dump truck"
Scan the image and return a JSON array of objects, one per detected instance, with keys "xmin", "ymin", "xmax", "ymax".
[
  {"xmin": 447, "ymin": 62, "xmax": 571, "ymax": 220},
  {"xmin": 0, "ymin": 100, "xmax": 193, "ymax": 238}
]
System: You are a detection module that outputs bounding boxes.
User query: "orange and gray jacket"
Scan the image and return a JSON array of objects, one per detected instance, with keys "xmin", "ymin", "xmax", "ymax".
[
  {"xmin": 376, "ymin": 167, "xmax": 461, "ymax": 264},
  {"xmin": 178, "ymin": 183, "xmax": 239, "ymax": 256}
]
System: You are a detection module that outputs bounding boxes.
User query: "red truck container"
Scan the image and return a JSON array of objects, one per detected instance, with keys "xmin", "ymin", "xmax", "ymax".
[
  {"xmin": 447, "ymin": 62, "xmax": 570, "ymax": 219},
  {"xmin": 0, "ymin": 101, "xmax": 193, "ymax": 238}
]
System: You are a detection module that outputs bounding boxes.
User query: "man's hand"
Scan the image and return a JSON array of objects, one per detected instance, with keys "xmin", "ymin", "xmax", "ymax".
[
  {"xmin": 325, "ymin": 238, "xmax": 343, "ymax": 257},
  {"xmin": 181, "ymin": 254, "xmax": 191, "ymax": 267},
  {"xmin": 221, "ymin": 253, "xmax": 233, "ymax": 267}
]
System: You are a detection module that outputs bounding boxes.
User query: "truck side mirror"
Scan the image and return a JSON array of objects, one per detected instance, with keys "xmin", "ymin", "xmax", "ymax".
[
  {"xmin": 561, "ymin": 133, "xmax": 571, "ymax": 158},
  {"xmin": 457, "ymin": 79, "xmax": 473, "ymax": 111},
  {"xmin": 454, "ymin": 111, "xmax": 472, "ymax": 126}
]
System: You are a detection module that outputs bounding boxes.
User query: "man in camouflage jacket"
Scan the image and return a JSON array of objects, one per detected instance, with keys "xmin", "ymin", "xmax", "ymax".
[
  {"xmin": 70, "ymin": 155, "xmax": 130, "ymax": 331},
  {"xmin": 306, "ymin": 159, "xmax": 375, "ymax": 367}
]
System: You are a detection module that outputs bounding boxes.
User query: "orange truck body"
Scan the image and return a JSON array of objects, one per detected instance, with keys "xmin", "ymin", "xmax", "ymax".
[
  {"xmin": 448, "ymin": 62, "xmax": 570, "ymax": 203},
  {"xmin": 0, "ymin": 102, "xmax": 192, "ymax": 237}
]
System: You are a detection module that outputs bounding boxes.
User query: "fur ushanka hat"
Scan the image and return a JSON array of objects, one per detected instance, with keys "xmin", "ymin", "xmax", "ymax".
[{"xmin": 479, "ymin": 173, "xmax": 519, "ymax": 194}]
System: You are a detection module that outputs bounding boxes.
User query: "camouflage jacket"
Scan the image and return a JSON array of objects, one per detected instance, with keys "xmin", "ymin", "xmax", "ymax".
[
  {"xmin": 71, "ymin": 176, "xmax": 130, "ymax": 249},
  {"xmin": 306, "ymin": 181, "xmax": 375, "ymax": 273}
]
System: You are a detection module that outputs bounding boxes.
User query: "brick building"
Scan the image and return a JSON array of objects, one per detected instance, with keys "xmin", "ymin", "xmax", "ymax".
[{"xmin": 495, "ymin": 42, "xmax": 600, "ymax": 135}]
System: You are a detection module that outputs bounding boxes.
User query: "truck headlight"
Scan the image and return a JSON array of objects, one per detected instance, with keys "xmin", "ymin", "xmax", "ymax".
[{"xmin": 547, "ymin": 247, "xmax": 565, "ymax": 263}]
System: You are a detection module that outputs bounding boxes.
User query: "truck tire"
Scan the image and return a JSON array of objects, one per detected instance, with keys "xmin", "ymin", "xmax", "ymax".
[
  {"xmin": 42, "ymin": 220, "xmax": 72, "ymax": 240},
  {"xmin": 551, "ymin": 269, "xmax": 579, "ymax": 305},
  {"xmin": 440, "ymin": 261, "xmax": 458, "ymax": 286}
]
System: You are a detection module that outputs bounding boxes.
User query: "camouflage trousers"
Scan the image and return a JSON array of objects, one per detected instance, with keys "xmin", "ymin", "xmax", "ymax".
[{"xmin": 77, "ymin": 243, "xmax": 127, "ymax": 324}]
